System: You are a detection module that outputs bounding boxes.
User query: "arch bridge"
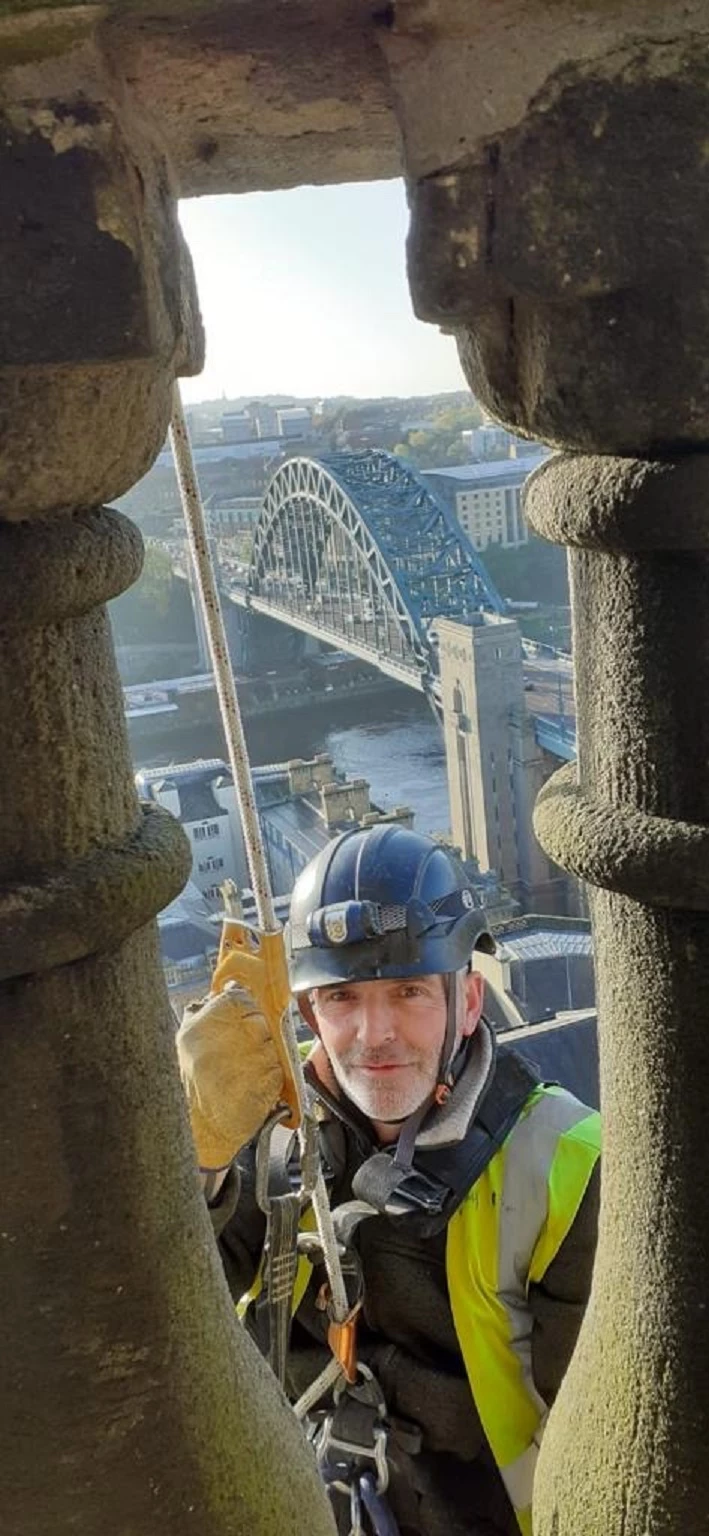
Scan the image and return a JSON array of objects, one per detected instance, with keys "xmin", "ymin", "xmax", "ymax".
[{"xmin": 228, "ymin": 451, "xmax": 506, "ymax": 695}]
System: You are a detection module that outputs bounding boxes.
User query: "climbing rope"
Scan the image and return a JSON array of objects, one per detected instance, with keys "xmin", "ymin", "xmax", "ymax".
[{"xmin": 169, "ymin": 386, "xmax": 350, "ymax": 1330}]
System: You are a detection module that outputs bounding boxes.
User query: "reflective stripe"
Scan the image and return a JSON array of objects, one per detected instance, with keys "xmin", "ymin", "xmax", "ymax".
[
  {"xmin": 498, "ymin": 1087, "xmax": 598, "ymax": 1423},
  {"xmin": 502, "ymin": 1437, "xmax": 540, "ymax": 1509},
  {"xmin": 446, "ymin": 1086, "xmax": 601, "ymax": 1535}
]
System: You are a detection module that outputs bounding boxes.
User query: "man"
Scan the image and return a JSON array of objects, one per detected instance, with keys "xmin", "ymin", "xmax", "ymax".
[{"xmin": 178, "ymin": 825, "xmax": 600, "ymax": 1536}]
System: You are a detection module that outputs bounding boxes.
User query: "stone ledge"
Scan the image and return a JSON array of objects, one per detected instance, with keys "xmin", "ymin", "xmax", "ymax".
[
  {"xmin": 534, "ymin": 761, "xmax": 709, "ymax": 908},
  {"xmin": 0, "ymin": 802, "xmax": 191, "ymax": 980},
  {"xmin": 0, "ymin": 507, "xmax": 143, "ymax": 625},
  {"xmin": 525, "ymin": 453, "xmax": 709, "ymax": 551}
]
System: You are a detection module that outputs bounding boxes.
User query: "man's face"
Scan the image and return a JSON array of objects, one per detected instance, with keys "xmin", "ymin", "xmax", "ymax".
[{"xmin": 308, "ymin": 971, "xmax": 483, "ymax": 1125}]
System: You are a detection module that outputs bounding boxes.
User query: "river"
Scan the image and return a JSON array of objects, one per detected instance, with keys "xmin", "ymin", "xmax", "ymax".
[{"xmin": 131, "ymin": 686, "xmax": 451, "ymax": 838}]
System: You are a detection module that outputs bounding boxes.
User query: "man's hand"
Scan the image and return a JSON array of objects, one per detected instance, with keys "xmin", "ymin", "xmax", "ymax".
[{"xmin": 177, "ymin": 983, "xmax": 285, "ymax": 1170}]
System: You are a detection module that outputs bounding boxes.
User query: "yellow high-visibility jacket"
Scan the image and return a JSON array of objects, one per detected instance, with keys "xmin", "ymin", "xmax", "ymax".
[
  {"xmin": 446, "ymin": 1084, "xmax": 601, "ymax": 1535},
  {"xmin": 236, "ymin": 1079, "xmax": 600, "ymax": 1536}
]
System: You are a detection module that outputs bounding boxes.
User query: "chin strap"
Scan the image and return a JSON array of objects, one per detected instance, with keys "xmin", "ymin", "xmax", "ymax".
[
  {"xmin": 392, "ymin": 971, "xmax": 459, "ymax": 1174},
  {"xmin": 436, "ymin": 969, "xmax": 462, "ymax": 1104}
]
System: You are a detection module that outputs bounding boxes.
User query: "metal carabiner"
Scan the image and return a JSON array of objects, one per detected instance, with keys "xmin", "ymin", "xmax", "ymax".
[
  {"xmin": 254, "ymin": 1104, "xmax": 295, "ymax": 1215},
  {"xmin": 359, "ymin": 1472, "xmax": 401, "ymax": 1536},
  {"xmin": 371, "ymin": 1425, "xmax": 389, "ymax": 1496}
]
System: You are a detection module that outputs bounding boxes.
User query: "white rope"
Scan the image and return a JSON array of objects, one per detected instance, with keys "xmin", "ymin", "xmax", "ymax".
[
  {"xmin": 169, "ymin": 385, "xmax": 349, "ymax": 1323},
  {"xmin": 169, "ymin": 387, "xmax": 273, "ymax": 929},
  {"xmin": 293, "ymin": 1356, "xmax": 344, "ymax": 1422}
]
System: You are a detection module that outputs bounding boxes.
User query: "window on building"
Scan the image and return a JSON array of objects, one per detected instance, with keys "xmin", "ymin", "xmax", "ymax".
[{"xmin": 194, "ymin": 821, "xmax": 220, "ymax": 842}]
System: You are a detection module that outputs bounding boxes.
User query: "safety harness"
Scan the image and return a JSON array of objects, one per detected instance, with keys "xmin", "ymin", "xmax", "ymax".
[{"xmin": 247, "ymin": 1028, "xmax": 541, "ymax": 1535}]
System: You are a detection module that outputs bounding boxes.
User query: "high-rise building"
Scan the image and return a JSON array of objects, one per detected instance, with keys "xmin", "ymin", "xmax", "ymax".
[
  {"xmin": 423, "ymin": 455, "xmax": 546, "ymax": 550},
  {"xmin": 276, "ymin": 406, "xmax": 312, "ymax": 439},
  {"xmin": 221, "ymin": 411, "xmax": 254, "ymax": 443}
]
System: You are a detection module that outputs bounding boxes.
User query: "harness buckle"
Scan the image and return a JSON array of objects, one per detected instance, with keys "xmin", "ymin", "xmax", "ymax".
[{"xmin": 315, "ymin": 1363, "xmax": 390, "ymax": 1496}]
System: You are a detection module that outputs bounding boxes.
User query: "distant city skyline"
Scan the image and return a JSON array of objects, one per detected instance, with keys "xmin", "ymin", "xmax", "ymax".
[{"xmin": 178, "ymin": 181, "xmax": 468, "ymax": 405}]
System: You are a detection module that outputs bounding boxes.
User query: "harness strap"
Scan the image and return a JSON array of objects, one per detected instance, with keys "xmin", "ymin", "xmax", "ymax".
[
  {"xmin": 257, "ymin": 1191, "xmax": 301, "ymax": 1384},
  {"xmin": 341, "ymin": 1050, "xmax": 542, "ymax": 1234},
  {"xmin": 253, "ymin": 1117, "xmax": 303, "ymax": 1385}
]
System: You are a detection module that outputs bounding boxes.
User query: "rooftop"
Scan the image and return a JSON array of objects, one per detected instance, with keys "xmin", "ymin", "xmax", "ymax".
[
  {"xmin": 138, "ymin": 758, "xmax": 230, "ymax": 786},
  {"xmin": 154, "ymin": 439, "xmax": 284, "ymax": 468},
  {"xmin": 481, "ymin": 916, "xmax": 595, "ymax": 1028},
  {"xmin": 262, "ymin": 795, "xmax": 333, "ymax": 863},
  {"xmin": 422, "ymin": 453, "xmax": 548, "ymax": 486},
  {"xmin": 496, "ymin": 927, "xmax": 594, "ymax": 962}
]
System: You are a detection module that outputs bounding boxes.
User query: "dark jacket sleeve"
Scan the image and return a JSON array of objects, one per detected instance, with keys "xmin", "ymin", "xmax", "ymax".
[
  {"xmin": 207, "ymin": 1143, "xmax": 268, "ymax": 1303},
  {"xmin": 529, "ymin": 1160, "xmax": 600, "ymax": 1404}
]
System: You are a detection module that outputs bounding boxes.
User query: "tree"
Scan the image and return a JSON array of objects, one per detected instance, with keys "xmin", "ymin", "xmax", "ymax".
[
  {"xmin": 138, "ymin": 540, "xmax": 173, "ymax": 618},
  {"xmin": 110, "ymin": 541, "xmax": 194, "ymax": 648}
]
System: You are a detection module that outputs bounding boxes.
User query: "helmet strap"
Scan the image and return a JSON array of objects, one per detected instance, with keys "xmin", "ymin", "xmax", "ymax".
[
  {"xmin": 393, "ymin": 970, "xmax": 460, "ymax": 1173},
  {"xmin": 437, "ymin": 970, "xmax": 461, "ymax": 1101}
]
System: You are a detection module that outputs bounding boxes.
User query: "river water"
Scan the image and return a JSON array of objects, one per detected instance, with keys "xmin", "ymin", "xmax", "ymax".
[{"xmin": 131, "ymin": 686, "xmax": 451, "ymax": 838}]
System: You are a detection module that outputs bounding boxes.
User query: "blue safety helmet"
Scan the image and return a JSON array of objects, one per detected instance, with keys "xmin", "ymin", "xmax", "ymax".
[{"xmin": 286, "ymin": 823, "xmax": 494, "ymax": 996}]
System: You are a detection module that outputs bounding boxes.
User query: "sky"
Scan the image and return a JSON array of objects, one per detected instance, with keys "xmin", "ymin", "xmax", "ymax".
[{"xmin": 178, "ymin": 180, "xmax": 468, "ymax": 404}]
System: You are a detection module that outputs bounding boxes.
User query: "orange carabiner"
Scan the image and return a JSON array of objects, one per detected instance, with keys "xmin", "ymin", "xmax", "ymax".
[{"xmin": 327, "ymin": 1300, "xmax": 362, "ymax": 1385}]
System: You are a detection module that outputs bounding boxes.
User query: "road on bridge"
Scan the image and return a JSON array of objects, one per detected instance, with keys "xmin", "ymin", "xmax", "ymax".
[{"xmin": 522, "ymin": 654, "xmax": 576, "ymax": 747}]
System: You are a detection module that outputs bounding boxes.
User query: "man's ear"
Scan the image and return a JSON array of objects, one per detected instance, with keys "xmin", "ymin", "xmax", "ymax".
[
  {"xmin": 460, "ymin": 969, "xmax": 484, "ymax": 1038},
  {"xmin": 297, "ymin": 993, "xmax": 319, "ymax": 1035}
]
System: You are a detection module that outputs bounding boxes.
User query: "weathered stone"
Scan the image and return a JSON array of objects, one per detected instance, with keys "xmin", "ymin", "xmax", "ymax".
[
  {"xmin": 526, "ymin": 453, "xmax": 709, "ymax": 552},
  {"xmin": 522, "ymin": 454, "xmax": 709, "ymax": 1533},
  {"xmin": 392, "ymin": 22, "xmax": 709, "ymax": 453},
  {"xmin": 0, "ymin": 16, "xmax": 203, "ymax": 515},
  {"xmin": 5, "ymin": 1, "xmax": 709, "ymax": 1532},
  {"xmin": 0, "ymin": 2, "xmax": 401, "ymax": 197},
  {"xmin": 0, "ymin": 21, "xmax": 336, "ymax": 1534},
  {"xmin": 0, "ymin": 926, "xmax": 336, "ymax": 1536},
  {"xmin": 397, "ymin": 9, "xmax": 709, "ymax": 1526}
]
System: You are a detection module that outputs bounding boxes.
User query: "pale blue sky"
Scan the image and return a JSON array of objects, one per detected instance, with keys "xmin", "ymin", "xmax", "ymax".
[{"xmin": 178, "ymin": 180, "xmax": 467, "ymax": 403}]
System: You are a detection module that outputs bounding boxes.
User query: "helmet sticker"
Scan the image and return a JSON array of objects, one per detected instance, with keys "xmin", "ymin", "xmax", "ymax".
[{"xmin": 323, "ymin": 908, "xmax": 349, "ymax": 945}]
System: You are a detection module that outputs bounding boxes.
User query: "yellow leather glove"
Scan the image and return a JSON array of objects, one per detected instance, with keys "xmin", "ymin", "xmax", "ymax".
[{"xmin": 176, "ymin": 982, "xmax": 285, "ymax": 1170}]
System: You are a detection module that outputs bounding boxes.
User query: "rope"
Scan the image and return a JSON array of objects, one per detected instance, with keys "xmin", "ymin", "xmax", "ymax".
[
  {"xmin": 169, "ymin": 387, "xmax": 273, "ymax": 928},
  {"xmin": 169, "ymin": 386, "xmax": 349, "ymax": 1323},
  {"xmin": 294, "ymin": 1356, "xmax": 344, "ymax": 1422}
]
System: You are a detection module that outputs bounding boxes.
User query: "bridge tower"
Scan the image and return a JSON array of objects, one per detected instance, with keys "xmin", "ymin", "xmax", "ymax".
[{"xmin": 436, "ymin": 616, "xmax": 568, "ymax": 914}]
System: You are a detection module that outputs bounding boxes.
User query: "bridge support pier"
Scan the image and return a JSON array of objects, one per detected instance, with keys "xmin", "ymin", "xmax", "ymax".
[
  {"xmin": 0, "ymin": 22, "xmax": 334, "ymax": 1536},
  {"xmin": 384, "ymin": 14, "xmax": 709, "ymax": 1534}
]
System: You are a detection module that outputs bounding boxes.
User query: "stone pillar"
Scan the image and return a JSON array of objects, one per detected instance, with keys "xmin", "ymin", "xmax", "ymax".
[
  {"xmin": 0, "ymin": 16, "xmax": 333, "ymax": 1536},
  {"xmin": 381, "ymin": 10, "xmax": 709, "ymax": 1532}
]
